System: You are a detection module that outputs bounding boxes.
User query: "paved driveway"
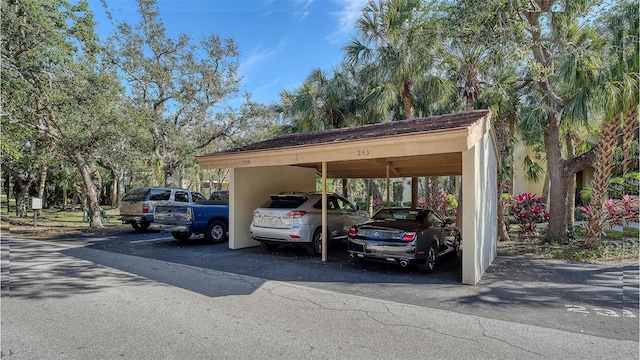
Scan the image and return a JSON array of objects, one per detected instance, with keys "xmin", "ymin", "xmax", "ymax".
[{"xmin": 23, "ymin": 228, "xmax": 640, "ymax": 342}]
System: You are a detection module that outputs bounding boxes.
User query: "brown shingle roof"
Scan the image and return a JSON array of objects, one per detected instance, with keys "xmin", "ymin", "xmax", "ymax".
[{"xmin": 217, "ymin": 109, "xmax": 490, "ymax": 154}]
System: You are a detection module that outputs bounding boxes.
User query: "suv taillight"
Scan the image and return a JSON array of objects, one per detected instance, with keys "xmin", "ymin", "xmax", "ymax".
[
  {"xmin": 285, "ymin": 211, "xmax": 307, "ymax": 218},
  {"xmin": 142, "ymin": 204, "xmax": 149, "ymax": 213}
]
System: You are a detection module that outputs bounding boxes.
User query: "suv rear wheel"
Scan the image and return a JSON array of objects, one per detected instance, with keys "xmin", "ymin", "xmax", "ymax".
[{"xmin": 307, "ymin": 229, "xmax": 328, "ymax": 256}]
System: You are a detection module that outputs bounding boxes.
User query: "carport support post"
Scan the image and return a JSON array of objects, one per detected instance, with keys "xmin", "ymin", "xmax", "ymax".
[
  {"xmin": 386, "ymin": 165, "xmax": 391, "ymax": 207},
  {"xmin": 321, "ymin": 162, "xmax": 328, "ymax": 262}
]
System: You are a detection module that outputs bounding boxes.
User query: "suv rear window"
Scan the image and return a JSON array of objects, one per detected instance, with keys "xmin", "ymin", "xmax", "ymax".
[
  {"xmin": 261, "ymin": 195, "xmax": 308, "ymax": 209},
  {"xmin": 148, "ymin": 189, "xmax": 172, "ymax": 201},
  {"xmin": 122, "ymin": 188, "xmax": 150, "ymax": 202}
]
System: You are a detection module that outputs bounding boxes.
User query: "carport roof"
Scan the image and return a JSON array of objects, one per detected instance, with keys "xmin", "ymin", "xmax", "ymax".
[{"xmin": 196, "ymin": 109, "xmax": 493, "ymax": 178}]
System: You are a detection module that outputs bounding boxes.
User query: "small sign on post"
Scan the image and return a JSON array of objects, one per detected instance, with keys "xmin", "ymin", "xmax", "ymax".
[{"xmin": 31, "ymin": 197, "xmax": 43, "ymax": 227}]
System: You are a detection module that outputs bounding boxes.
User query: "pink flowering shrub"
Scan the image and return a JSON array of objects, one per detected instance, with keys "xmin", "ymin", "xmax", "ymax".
[
  {"xmin": 509, "ymin": 193, "xmax": 549, "ymax": 237},
  {"xmin": 372, "ymin": 198, "xmax": 383, "ymax": 210},
  {"xmin": 604, "ymin": 195, "xmax": 640, "ymax": 229}
]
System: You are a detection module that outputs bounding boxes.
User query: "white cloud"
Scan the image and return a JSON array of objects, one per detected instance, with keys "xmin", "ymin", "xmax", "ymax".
[
  {"xmin": 294, "ymin": 0, "xmax": 314, "ymax": 9},
  {"xmin": 327, "ymin": 0, "xmax": 368, "ymax": 43},
  {"xmin": 293, "ymin": 11, "xmax": 310, "ymax": 21},
  {"xmin": 239, "ymin": 39, "xmax": 288, "ymax": 77}
]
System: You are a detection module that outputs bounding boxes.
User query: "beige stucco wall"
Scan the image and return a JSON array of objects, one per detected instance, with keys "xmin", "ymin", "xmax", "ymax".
[
  {"xmin": 229, "ymin": 166, "xmax": 316, "ymax": 249},
  {"xmin": 461, "ymin": 127, "xmax": 498, "ymax": 285},
  {"xmin": 512, "ymin": 142, "xmax": 546, "ymax": 197}
]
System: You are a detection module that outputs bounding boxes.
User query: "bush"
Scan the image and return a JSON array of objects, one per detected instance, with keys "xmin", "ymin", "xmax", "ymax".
[{"xmin": 508, "ymin": 193, "xmax": 549, "ymax": 237}]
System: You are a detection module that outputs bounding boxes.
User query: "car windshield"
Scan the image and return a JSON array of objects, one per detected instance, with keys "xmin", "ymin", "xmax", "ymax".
[
  {"xmin": 121, "ymin": 188, "xmax": 150, "ymax": 201},
  {"xmin": 372, "ymin": 209, "xmax": 423, "ymax": 221}
]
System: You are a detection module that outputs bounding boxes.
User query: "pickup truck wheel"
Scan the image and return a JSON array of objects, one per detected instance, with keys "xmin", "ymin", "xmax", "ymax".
[
  {"xmin": 205, "ymin": 220, "xmax": 227, "ymax": 243},
  {"xmin": 171, "ymin": 232, "xmax": 191, "ymax": 242},
  {"xmin": 131, "ymin": 222, "xmax": 150, "ymax": 232}
]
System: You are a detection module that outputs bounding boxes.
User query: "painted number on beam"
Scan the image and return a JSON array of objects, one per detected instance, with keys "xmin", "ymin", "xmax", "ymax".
[
  {"xmin": 242, "ymin": 160, "xmax": 251, "ymax": 165},
  {"xmin": 564, "ymin": 305, "xmax": 636, "ymax": 318},
  {"xmin": 357, "ymin": 149, "xmax": 371, "ymax": 156}
]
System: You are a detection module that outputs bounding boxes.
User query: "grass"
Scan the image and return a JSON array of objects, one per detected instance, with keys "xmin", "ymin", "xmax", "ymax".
[{"xmin": 1, "ymin": 194, "xmax": 129, "ymax": 238}]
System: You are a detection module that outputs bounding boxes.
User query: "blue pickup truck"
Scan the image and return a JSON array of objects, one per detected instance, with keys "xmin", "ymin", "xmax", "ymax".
[{"xmin": 154, "ymin": 191, "xmax": 229, "ymax": 243}]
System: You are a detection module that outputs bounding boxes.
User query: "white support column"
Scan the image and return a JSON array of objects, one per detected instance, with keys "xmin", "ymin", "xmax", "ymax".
[
  {"xmin": 461, "ymin": 146, "xmax": 478, "ymax": 285},
  {"xmin": 321, "ymin": 162, "xmax": 328, "ymax": 262}
]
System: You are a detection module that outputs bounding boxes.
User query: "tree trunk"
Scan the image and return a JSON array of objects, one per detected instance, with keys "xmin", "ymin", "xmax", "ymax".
[
  {"xmin": 35, "ymin": 165, "xmax": 48, "ymax": 216},
  {"xmin": 585, "ymin": 119, "xmax": 620, "ymax": 248},
  {"xmin": 402, "ymin": 79, "xmax": 413, "ymax": 120},
  {"xmin": 342, "ymin": 178, "xmax": 348, "ymax": 198},
  {"xmin": 62, "ymin": 185, "xmax": 68, "ymax": 210},
  {"xmin": 117, "ymin": 168, "xmax": 126, "ymax": 207},
  {"xmin": 37, "ymin": 166, "xmax": 47, "ymax": 201},
  {"xmin": 13, "ymin": 181, "xmax": 30, "ymax": 218},
  {"xmin": 111, "ymin": 169, "xmax": 118, "ymax": 208},
  {"xmin": 424, "ymin": 176, "xmax": 440, "ymax": 210},
  {"xmin": 565, "ymin": 134, "xmax": 576, "ymax": 231},
  {"xmin": 4, "ymin": 173, "xmax": 10, "ymax": 213},
  {"xmin": 622, "ymin": 106, "xmax": 638, "ymax": 174},
  {"xmin": 497, "ymin": 180, "xmax": 510, "ymax": 241},
  {"xmin": 74, "ymin": 152, "xmax": 103, "ymax": 228},
  {"xmin": 411, "ymin": 178, "xmax": 418, "ymax": 208},
  {"xmin": 72, "ymin": 183, "xmax": 79, "ymax": 210},
  {"xmin": 544, "ymin": 113, "xmax": 569, "ymax": 243},
  {"xmin": 164, "ymin": 164, "xmax": 174, "ymax": 188}
]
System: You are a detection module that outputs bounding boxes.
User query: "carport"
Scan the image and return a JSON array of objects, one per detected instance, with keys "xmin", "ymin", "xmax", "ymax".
[{"xmin": 196, "ymin": 109, "xmax": 498, "ymax": 285}]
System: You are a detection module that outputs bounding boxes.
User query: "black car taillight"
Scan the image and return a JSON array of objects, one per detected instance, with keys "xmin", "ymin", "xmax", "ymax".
[
  {"xmin": 142, "ymin": 204, "xmax": 149, "ymax": 213},
  {"xmin": 348, "ymin": 226, "xmax": 357, "ymax": 237},
  {"xmin": 401, "ymin": 232, "xmax": 417, "ymax": 242}
]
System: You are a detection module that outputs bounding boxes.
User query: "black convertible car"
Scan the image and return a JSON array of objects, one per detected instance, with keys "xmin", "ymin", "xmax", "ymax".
[{"xmin": 347, "ymin": 208, "xmax": 461, "ymax": 273}]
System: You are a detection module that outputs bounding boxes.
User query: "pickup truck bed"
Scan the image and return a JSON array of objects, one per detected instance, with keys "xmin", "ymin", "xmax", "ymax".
[{"xmin": 154, "ymin": 202, "xmax": 229, "ymax": 242}]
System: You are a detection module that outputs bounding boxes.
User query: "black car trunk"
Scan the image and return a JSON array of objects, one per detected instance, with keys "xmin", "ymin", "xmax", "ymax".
[{"xmin": 355, "ymin": 220, "xmax": 420, "ymax": 242}]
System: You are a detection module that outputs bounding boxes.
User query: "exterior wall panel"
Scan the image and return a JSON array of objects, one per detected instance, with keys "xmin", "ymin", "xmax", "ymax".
[{"xmin": 229, "ymin": 166, "xmax": 316, "ymax": 249}]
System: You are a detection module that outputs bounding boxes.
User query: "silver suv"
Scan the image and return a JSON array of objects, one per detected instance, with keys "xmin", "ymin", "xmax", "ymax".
[
  {"xmin": 250, "ymin": 192, "xmax": 370, "ymax": 256},
  {"xmin": 118, "ymin": 187, "xmax": 206, "ymax": 231}
]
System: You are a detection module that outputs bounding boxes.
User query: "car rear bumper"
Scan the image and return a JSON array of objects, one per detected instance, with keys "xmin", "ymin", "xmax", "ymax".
[
  {"xmin": 347, "ymin": 238, "xmax": 425, "ymax": 264},
  {"xmin": 250, "ymin": 223, "xmax": 313, "ymax": 244}
]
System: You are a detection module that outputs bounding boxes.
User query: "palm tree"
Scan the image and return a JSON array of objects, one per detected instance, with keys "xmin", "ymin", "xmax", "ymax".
[
  {"xmin": 345, "ymin": 0, "xmax": 448, "ymax": 207},
  {"xmin": 585, "ymin": 1, "xmax": 639, "ymax": 248}
]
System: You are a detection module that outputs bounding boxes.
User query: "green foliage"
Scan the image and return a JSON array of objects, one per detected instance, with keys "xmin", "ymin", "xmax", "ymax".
[{"xmin": 105, "ymin": 0, "xmax": 243, "ymax": 186}]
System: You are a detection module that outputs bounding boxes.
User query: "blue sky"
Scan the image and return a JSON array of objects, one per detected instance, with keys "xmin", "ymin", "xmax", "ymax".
[{"xmin": 89, "ymin": 0, "xmax": 369, "ymax": 106}]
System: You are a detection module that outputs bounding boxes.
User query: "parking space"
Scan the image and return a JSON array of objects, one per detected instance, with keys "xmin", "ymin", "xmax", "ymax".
[
  {"xmin": 76, "ymin": 229, "xmax": 638, "ymax": 343},
  {"xmin": 86, "ymin": 230, "xmax": 462, "ymax": 285}
]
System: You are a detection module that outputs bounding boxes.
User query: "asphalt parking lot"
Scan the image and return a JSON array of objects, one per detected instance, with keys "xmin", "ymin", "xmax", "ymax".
[{"xmin": 47, "ymin": 228, "xmax": 640, "ymax": 342}]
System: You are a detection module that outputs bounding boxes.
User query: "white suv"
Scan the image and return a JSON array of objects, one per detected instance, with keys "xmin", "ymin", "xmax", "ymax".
[
  {"xmin": 250, "ymin": 192, "xmax": 370, "ymax": 256},
  {"xmin": 118, "ymin": 187, "xmax": 206, "ymax": 231}
]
